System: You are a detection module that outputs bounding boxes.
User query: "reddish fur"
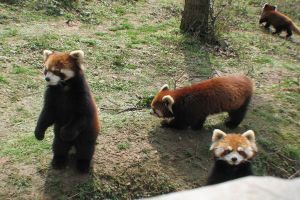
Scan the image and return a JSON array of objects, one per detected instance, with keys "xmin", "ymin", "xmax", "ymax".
[
  {"xmin": 259, "ymin": 4, "xmax": 300, "ymax": 37},
  {"xmin": 207, "ymin": 132, "xmax": 256, "ymax": 185},
  {"xmin": 151, "ymin": 75, "xmax": 253, "ymax": 129},
  {"xmin": 45, "ymin": 52, "xmax": 100, "ymax": 133},
  {"xmin": 45, "ymin": 52, "xmax": 79, "ymax": 72},
  {"xmin": 216, "ymin": 134, "xmax": 252, "ymax": 152},
  {"xmin": 91, "ymin": 97, "xmax": 101, "ymax": 134},
  {"xmin": 152, "ymin": 75, "xmax": 253, "ymax": 114}
]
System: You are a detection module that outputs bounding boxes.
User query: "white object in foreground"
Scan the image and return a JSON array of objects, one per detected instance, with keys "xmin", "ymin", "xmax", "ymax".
[{"xmin": 145, "ymin": 176, "xmax": 300, "ymax": 200}]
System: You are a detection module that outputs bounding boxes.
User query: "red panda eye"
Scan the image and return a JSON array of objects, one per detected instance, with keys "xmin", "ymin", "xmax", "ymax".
[
  {"xmin": 238, "ymin": 150, "xmax": 247, "ymax": 158},
  {"xmin": 221, "ymin": 149, "xmax": 231, "ymax": 156}
]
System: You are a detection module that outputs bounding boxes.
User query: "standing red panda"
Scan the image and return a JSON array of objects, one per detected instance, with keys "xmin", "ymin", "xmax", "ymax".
[
  {"xmin": 34, "ymin": 50, "xmax": 100, "ymax": 173},
  {"xmin": 150, "ymin": 75, "xmax": 253, "ymax": 130},
  {"xmin": 207, "ymin": 129, "xmax": 257, "ymax": 185},
  {"xmin": 259, "ymin": 3, "xmax": 300, "ymax": 37}
]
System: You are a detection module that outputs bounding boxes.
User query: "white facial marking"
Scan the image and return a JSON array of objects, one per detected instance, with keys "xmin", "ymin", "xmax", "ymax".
[
  {"xmin": 238, "ymin": 147, "xmax": 243, "ymax": 151},
  {"xmin": 162, "ymin": 95, "xmax": 174, "ymax": 114},
  {"xmin": 214, "ymin": 147, "xmax": 225, "ymax": 157},
  {"xmin": 150, "ymin": 109, "xmax": 155, "ymax": 115},
  {"xmin": 45, "ymin": 72, "xmax": 61, "ymax": 85},
  {"xmin": 155, "ymin": 109, "xmax": 163, "ymax": 117},
  {"xmin": 223, "ymin": 151, "xmax": 244, "ymax": 165},
  {"xmin": 244, "ymin": 147, "xmax": 254, "ymax": 158},
  {"xmin": 61, "ymin": 69, "xmax": 75, "ymax": 80}
]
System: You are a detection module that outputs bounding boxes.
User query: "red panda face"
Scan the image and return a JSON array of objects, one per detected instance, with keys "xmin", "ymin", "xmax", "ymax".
[
  {"xmin": 210, "ymin": 129, "xmax": 257, "ymax": 165},
  {"xmin": 43, "ymin": 50, "xmax": 84, "ymax": 86},
  {"xmin": 150, "ymin": 84, "xmax": 174, "ymax": 118}
]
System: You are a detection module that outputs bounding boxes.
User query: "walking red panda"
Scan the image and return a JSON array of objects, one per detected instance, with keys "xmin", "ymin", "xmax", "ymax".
[
  {"xmin": 150, "ymin": 75, "xmax": 253, "ymax": 130},
  {"xmin": 34, "ymin": 50, "xmax": 100, "ymax": 173},
  {"xmin": 259, "ymin": 3, "xmax": 300, "ymax": 37},
  {"xmin": 207, "ymin": 129, "xmax": 257, "ymax": 185}
]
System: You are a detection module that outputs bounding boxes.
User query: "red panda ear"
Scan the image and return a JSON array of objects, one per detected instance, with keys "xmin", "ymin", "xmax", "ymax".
[
  {"xmin": 70, "ymin": 50, "xmax": 84, "ymax": 70},
  {"xmin": 70, "ymin": 50, "xmax": 84, "ymax": 62},
  {"xmin": 212, "ymin": 129, "xmax": 227, "ymax": 143},
  {"xmin": 242, "ymin": 130, "xmax": 255, "ymax": 142},
  {"xmin": 159, "ymin": 84, "xmax": 169, "ymax": 92},
  {"xmin": 162, "ymin": 95, "xmax": 174, "ymax": 113},
  {"xmin": 43, "ymin": 50, "xmax": 53, "ymax": 61},
  {"xmin": 210, "ymin": 129, "xmax": 227, "ymax": 150}
]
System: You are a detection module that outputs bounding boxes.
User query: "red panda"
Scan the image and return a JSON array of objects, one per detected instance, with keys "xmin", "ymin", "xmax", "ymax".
[
  {"xmin": 207, "ymin": 129, "xmax": 257, "ymax": 185},
  {"xmin": 259, "ymin": 3, "xmax": 300, "ymax": 37},
  {"xmin": 34, "ymin": 50, "xmax": 100, "ymax": 173},
  {"xmin": 150, "ymin": 75, "xmax": 253, "ymax": 130}
]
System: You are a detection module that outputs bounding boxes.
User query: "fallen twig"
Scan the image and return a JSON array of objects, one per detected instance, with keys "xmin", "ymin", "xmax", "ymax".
[
  {"xmin": 173, "ymin": 71, "xmax": 186, "ymax": 89},
  {"xmin": 100, "ymin": 107, "xmax": 122, "ymax": 111},
  {"xmin": 276, "ymin": 152, "xmax": 297, "ymax": 163},
  {"xmin": 282, "ymin": 87, "xmax": 300, "ymax": 93},
  {"xmin": 117, "ymin": 107, "xmax": 146, "ymax": 114},
  {"xmin": 269, "ymin": 162, "xmax": 290, "ymax": 177},
  {"xmin": 288, "ymin": 169, "xmax": 300, "ymax": 179}
]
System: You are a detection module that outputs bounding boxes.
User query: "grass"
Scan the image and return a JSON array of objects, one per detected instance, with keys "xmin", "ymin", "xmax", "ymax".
[
  {"xmin": 117, "ymin": 141, "xmax": 131, "ymax": 150},
  {"xmin": 0, "ymin": 133, "xmax": 51, "ymax": 162},
  {"xmin": 0, "ymin": 75, "xmax": 8, "ymax": 84},
  {"xmin": 0, "ymin": 0, "xmax": 299, "ymax": 199}
]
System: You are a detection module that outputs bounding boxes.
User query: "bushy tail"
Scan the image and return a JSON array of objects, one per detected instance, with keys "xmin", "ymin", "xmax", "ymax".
[{"xmin": 291, "ymin": 22, "xmax": 300, "ymax": 35}]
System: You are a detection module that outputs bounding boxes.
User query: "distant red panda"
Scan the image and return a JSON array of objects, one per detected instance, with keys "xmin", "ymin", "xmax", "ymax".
[
  {"xmin": 207, "ymin": 129, "xmax": 257, "ymax": 185},
  {"xmin": 150, "ymin": 75, "xmax": 253, "ymax": 130},
  {"xmin": 34, "ymin": 50, "xmax": 100, "ymax": 173},
  {"xmin": 259, "ymin": 3, "xmax": 300, "ymax": 37}
]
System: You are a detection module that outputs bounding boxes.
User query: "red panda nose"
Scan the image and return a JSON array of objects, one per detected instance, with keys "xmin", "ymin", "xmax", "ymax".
[
  {"xmin": 45, "ymin": 77, "xmax": 50, "ymax": 82},
  {"xmin": 231, "ymin": 157, "xmax": 237, "ymax": 162}
]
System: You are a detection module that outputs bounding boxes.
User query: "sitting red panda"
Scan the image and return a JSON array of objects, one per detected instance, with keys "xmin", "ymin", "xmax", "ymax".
[
  {"xmin": 150, "ymin": 75, "xmax": 253, "ymax": 130},
  {"xmin": 259, "ymin": 3, "xmax": 300, "ymax": 37},
  {"xmin": 207, "ymin": 129, "xmax": 257, "ymax": 185},
  {"xmin": 34, "ymin": 50, "xmax": 100, "ymax": 173}
]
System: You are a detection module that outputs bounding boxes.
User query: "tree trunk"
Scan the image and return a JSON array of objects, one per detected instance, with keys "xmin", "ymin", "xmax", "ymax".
[{"xmin": 180, "ymin": 0, "xmax": 210, "ymax": 38}]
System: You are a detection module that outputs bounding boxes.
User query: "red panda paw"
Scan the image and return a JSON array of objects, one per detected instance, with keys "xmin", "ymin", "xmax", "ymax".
[
  {"xmin": 160, "ymin": 118, "xmax": 189, "ymax": 129},
  {"xmin": 161, "ymin": 119, "xmax": 171, "ymax": 127},
  {"xmin": 34, "ymin": 128, "xmax": 45, "ymax": 140}
]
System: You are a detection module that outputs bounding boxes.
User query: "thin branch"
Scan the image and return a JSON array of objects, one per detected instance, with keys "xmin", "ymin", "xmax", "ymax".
[
  {"xmin": 173, "ymin": 71, "xmax": 186, "ymax": 89},
  {"xmin": 269, "ymin": 162, "xmax": 290, "ymax": 177},
  {"xmin": 288, "ymin": 169, "xmax": 300, "ymax": 179},
  {"xmin": 100, "ymin": 107, "xmax": 122, "ymax": 111},
  {"xmin": 117, "ymin": 107, "xmax": 146, "ymax": 114},
  {"xmin": 276, "ymin": 152, "xmax": 297, "ymax": 163}
]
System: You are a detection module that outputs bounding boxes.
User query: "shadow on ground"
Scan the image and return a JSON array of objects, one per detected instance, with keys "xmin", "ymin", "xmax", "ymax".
[
  {"xmin": 42, "ymin": 156, "xmax": 91, "ymax": 199},
  {"xmin": 260, "ymin": 26, "xmax": 300, "ymax": 45},
  {"xmin": 148, "ymin": 125, "xmax": 212, "ymax": 188},
  {"xmin": 147, "ymin": 38, "xmax": 216, "ymax": 188}
]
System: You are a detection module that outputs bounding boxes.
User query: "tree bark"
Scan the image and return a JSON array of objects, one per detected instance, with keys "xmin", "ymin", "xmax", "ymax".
[{"xmin": 180, "ymin": 0, "xmax": 210, "ymax": 38}]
